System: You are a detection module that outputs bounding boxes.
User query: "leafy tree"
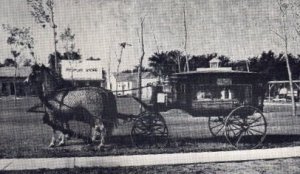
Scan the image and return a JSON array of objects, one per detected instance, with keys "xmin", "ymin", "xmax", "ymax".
[
  {"xmin": 167, "ymin": 50, "xmax": 185, "ymax": 72},
  {"xmin": 23, "ymin": 59, "xmax": 32, "ymax": 66},
  {"xmin": 189, "ymin": 53, "xmax": 229, "ymax": 71},
  {"xmin": 86, "ymin": 57, "xmax": 100, "ymax": 61},
  {"xmin": 60, "ymin": 27, "xmax": 81, "ymax": 61},
  {"xmin": 248, "ymin": 50, "xmax": 277, "ymax": 79},
  {"xmin": 48, "ymin": 51, "xmax": 63, "ymax": 71},
  {"xmin": 122, "ymin": 66, "xmax": 152, "ymax": 73},
  {"xmin": 149, "ymin": 51, "xmax": 232, "ymax": 77},
  {"xmin": 189, "ymin": 54, "xmax": 210, "ymax": 71},
  {"xmin": 27, "ymin": 0, "xmax": 59, "ymax": 73},
  {"xmin": 247, "ymin": 50, "xmax": 300, "ymax": 81},
  {"xmin": 3, "ymin": 58, "xmax": 17, "ymax": 67},
  {"xmin": 2, "ymin": 25, "xmax": 34, "ymax": 100},
  {"xmin": 218, "ymin": 55, "xmax": 231, "ymax": 67},
  {"xmin": 62, "ymin": 51, "xmax": 81, "ymax": 60},
  {"xmin": 148, "ymin": 51, "xmax": 180, "ymax": 78}
]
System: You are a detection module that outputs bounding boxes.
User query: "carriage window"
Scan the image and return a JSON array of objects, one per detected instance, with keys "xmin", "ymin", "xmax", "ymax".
[{"xmin": 192, "ymin": 85, "xmax": 252, "ymax": 103}]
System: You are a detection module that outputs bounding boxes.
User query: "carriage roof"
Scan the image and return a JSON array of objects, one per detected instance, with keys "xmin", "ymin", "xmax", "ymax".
[
  {"xmin": 173, "ymin": 68, "xmax": 257, "ymax": 76},
  {"xmin": 170, "ymin": 68, "xmax": 265, "ymax": 85}
]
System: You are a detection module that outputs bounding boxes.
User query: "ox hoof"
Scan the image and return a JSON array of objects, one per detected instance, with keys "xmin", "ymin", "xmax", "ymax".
[
  {"xmin": 57, "ymin": 142, "xmax": 65, "ymax": 147},
  {"xmin": 65, "ymin": 134, "xmax": 71, "ymax": 140},
  {"xmin": 97, "ymin": 145, "xmax": 104, "ymax": 151},
  {"xmin": 49, "ymin": 143, "xmax": 55, "ymax": 148}
]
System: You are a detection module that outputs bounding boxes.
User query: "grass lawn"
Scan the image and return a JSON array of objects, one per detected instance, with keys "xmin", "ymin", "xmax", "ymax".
[{"xmin": 1, "ymin": 96, "xmax": 300, "ymax": 158}]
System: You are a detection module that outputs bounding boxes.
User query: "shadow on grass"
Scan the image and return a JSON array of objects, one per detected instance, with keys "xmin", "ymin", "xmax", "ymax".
[
  {"xmin": 263, "ymin": 134, "xmax": 300, "ymax": 143},
  {"xmin": 1, "ymin": 134, "xmax": 300, "ymax": 159}
]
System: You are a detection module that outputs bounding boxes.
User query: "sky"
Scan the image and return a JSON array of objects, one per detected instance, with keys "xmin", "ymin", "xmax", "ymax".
[{"xmin": 0, "ymin": 0, "xmax": 300, "ymax": 72}]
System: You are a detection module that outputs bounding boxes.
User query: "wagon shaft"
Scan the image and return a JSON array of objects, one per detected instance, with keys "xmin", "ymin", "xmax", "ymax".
[{"xmin": 117, "ymin": 113, "xmax": 139, "ymax": 122}]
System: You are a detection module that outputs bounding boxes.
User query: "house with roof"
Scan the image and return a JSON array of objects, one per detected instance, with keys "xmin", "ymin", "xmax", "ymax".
[
  {"xmin": 0, "ymin": 66, "xmax": 32, "ymax": 96},
  {"xmin": 108, "ymin": 72, "xmax": 158, "ymax": 100}
]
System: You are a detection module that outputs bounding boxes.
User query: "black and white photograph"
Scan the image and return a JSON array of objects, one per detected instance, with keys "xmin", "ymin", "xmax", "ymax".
[{"xmin": 1, "ymin": 0, "xmax": 300, "ymax": 173}]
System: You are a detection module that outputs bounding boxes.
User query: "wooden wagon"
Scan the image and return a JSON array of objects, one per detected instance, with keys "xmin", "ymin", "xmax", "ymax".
[{"xmin": 131, "ymin": 67, "xmax": 267, "ymax": 149}]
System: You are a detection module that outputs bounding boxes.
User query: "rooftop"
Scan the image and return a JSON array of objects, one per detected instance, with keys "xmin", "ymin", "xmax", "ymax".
[
  {"xmin": 173, "ymin": 68, "xmax": 257, "ymax": 76},
  {"xmin": 112, "ymin": 72, "xmax": 157, "ymax": 82},
  {"xmin": 0, "ymin": 66, "xmax": 31, "ymax": 78}
]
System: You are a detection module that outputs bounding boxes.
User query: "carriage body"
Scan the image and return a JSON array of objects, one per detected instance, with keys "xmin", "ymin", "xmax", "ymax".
[
  {"xmin": 161, "ymin": 68, "xmax": 266, "ymax": 117},
  {"xmin": 132, "ymin": 68, "xmax": 268, "ymax": 149}
]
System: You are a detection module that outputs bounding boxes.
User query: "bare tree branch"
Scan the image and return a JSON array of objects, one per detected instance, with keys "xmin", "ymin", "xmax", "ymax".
[
  {"xmin": 183, "ymin": 1, "xmax": 189, "ymax": 72},
  {"xmin": 138, "ymin": 17, "xmax": 145, "ymax": 101}
]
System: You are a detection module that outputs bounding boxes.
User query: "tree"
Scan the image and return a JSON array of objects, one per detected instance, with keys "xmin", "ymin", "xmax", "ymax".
[
  {"xmin": 86, "ymin": 57, "xmax": 100, "ymax": 61},
  {"xmin": 2, "ymin": 25, "xmax": 34, "ymax": 100},
  {"xmin": 188, "ymin": 53, "xmax": 231, "ymax": 71},
  {"xmin": 60, "ymin": 27, "xmax": 80, "ymax": 83},
  {"xmin": 137, "ymin": 17, "xmax": 145, "ymax": 100},
  {"xmin": 3, "ymin": 58, "xmax": 17, "ymax": 67},
  {"xmin": 122, "ymin": 66, "xmax": 152, "ymax": 73},
  {"xmin": 116, "ymin": 42, "xmax": 132, "ymax": 77},
  {"xmin": 148, "ymin": 51, "xmax": 179, "ymax": 78},
  {"xmin": 62, "ymin": 51, "xmax": 81, "ymax": 60},
  {"xmin": 168, "ymin": 50, "xmax": 185, "ymax": 73},
  {"xmin": 188, "ymin": 53, "xmax": 218, "ymax": 71},
  {"xmin": 270, "ymin": 1, "xmax": 297, "ymax": 116},
  {"xmin": 48, "ymin": 51, "xmax": 63, "ymax": 70},
  {"xmin": 183, "ymin": 1, "xmax": 189, "ymax": 72},
  {"xmin": 60, "ymin": 27, "xmax": 81, "ymax": 60},
  {"xmin": 23, "ymin": 59, "xmax": 32, "ymax": 66},
  {"xmin": 27, "ymin": 0, "xmax": 59, "ymax": 73}
]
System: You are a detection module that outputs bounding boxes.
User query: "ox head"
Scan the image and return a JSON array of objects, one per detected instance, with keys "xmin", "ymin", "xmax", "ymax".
[{"xmin": 24, "ymin": 64, "xmax": 46, "ymax": 87}]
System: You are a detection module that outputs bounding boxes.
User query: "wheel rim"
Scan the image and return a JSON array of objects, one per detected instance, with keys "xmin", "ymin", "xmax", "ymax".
[
  {"xmin": 225, "ymin": 106, "xmax": 267, "ymax": 149},
  {"xmin": 208, "ymin": 116, "xmax": 225, "ymax": 137},
  {"xmin": 131, "ymin": 112, "xmax": 168, "ymax": 148}
]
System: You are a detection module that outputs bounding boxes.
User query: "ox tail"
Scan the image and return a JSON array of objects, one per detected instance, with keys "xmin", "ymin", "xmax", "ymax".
[{"xmin": 102, "ymin": 91, "xmax": 119, "ymax": 134}]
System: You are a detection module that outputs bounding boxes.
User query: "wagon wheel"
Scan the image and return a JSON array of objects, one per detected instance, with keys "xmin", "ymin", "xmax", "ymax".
[
  {"xmin": 225, "ymin": 106, "xmax": 267, "ymax": 149},
  {"xmin": 131, "ymin": 111, "xmax": 169, "ymax": 148},
  {"xmin": 208, "ymin": 116, "xmax": 225, "ymax": 137}
]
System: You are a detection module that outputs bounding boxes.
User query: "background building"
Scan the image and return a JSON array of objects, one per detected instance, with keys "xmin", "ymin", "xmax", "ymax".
[
  {"xmin": 61, "ymin": 59, "xmax": 105, "ymax": 87},
  {"xmin": 109, "ymin": 72, "xmax": 158, "ymax": 100},
  {"xmin": 0, "ymin": 66, "xmax": 32, "ymax": 96}
]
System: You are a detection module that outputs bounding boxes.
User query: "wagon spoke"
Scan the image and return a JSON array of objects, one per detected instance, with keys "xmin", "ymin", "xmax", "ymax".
[
  {"xmin": 214, "ymin": 125, "xmax": 225, "ymax": 135},
  {"xmin": 232, "ymin": 117, "xmax": 244, "ymax": 124},
  {"xmin": 249, "ymin": 123, "xmax": 265, "ymax": 127},
  {"xmin": 246, "ymin": 129, "xmax": 255, "ymax": 136},
  {"xmin": 235, "ymin": 131, "xmax": 244, "ymax": 146},
  {"xmin": 247, "ymin": 116, "xmax": 263, "ymax": 125},
  {"xmin": 210, "ymin": 123, "xmax": 224, "ymax": 129},
  {"xmin": 248, "ymin": 128, "xmax": 265, "ymax": 135},
  {"xmin": 208, "ymin": 117, "xmax": 225, "ymax": 137},
  {"xmin": 230, "ymin": 123, "xmax": 243, "ymax": 130},
  {"xmin": 227, "ymin": 125, "xmax": 239, "ymax": 137}
]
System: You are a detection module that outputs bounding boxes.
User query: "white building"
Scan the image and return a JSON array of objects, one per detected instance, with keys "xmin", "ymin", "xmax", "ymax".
[
  {"xmin": 61, "ymin": 59, "xmax": 105, "ymax": 87},
  {"xmin": 109, "ymin": 72, "xmax": 158, "ymax": 100}
]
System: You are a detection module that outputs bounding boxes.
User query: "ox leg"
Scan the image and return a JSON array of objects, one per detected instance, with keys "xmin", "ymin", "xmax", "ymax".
[
  {"xmin": 65, "ymin": 122, "xmax": 71, "ymax": 140},
  {"xmin": 57, "ymin": 133, "xmax": 65, "ymax": 146},
  {"xmin": 58, "ymin": 122, "xmax": 68, "ymax": 146},
  {"xmin": 93, "ymin": 119, "xmax": 106, "ymax": 150},
  {"xmin": 98, "ymin": 125, "xmax": 106, "ymax": 150}
]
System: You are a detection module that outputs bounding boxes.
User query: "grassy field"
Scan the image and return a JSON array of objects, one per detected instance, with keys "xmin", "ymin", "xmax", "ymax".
[{"xmin": 1, "ymin": 96, "xmax": 300, "ymax": 158}]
